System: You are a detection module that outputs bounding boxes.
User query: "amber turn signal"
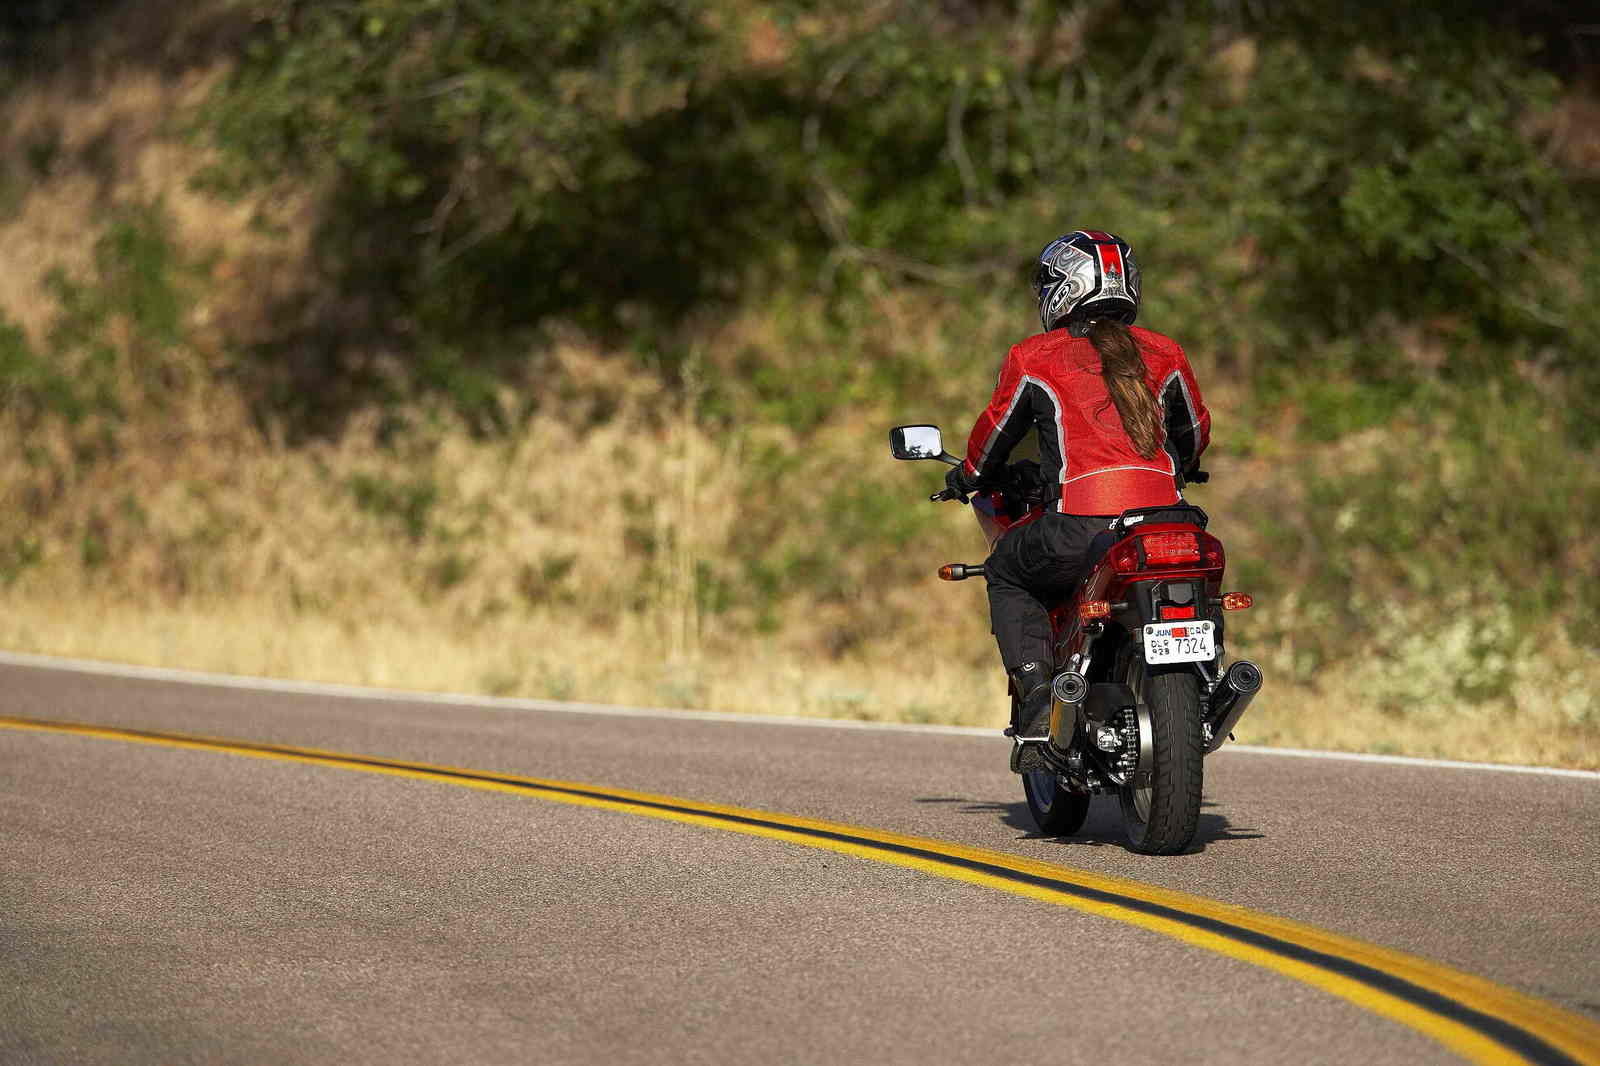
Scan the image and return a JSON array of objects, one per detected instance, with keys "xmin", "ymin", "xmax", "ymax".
[
  {"xmin": 1222, "ymin": 592, "xmax": 1254, "ymax": 611},
  {"xmin": 1079, "ymin": 600, "xmax": 1112, "ymax": 621}
]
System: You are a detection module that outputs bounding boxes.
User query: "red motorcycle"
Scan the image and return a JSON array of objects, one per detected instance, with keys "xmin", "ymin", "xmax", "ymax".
[{"xmin": 890, "ymin": 424, "xmax": 1262, "ymax": 854}]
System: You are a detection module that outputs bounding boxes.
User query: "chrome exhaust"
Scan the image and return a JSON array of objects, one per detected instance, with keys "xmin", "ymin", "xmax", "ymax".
[
  {"xmin": 1052, "ymin": 670, "xmax": 1088, "ymax": 704},
  {"xmin": 1205, "ymin": 660, "xmax": 1263, "ymax": 754},
  {"xmin": 1048, "ymin": 670, "xmax": 1088, "ymax": 750}
]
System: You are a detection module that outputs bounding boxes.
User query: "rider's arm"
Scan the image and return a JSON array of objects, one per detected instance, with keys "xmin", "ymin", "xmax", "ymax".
[
  {"xmin": 963, "ymin": 345, "xmax": 1036, "ymax": 480},
  {"xmin": 1158, "ymin": 343, "xmax": 1211, "ymax": 475}
]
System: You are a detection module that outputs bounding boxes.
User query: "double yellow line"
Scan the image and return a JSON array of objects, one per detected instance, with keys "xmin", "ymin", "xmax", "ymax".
[{"xmin": 5, "ymin": 714, "xmax": 1598, "ymax": 1066}]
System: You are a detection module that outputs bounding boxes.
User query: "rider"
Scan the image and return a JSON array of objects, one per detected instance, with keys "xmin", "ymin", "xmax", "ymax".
[{"xmin": 944, "ymin": 230, "xmax": 1210, "ymax": 739}]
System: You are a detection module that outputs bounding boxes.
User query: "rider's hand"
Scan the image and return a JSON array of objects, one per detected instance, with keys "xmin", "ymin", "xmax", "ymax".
[{"xmin": 944, "ymin": 464, "xmax": 981, "ymax": 503}]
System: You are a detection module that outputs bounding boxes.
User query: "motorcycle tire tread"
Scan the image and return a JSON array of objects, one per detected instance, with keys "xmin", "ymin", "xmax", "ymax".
[
  {"xmin": 1124, "ymin": 670, "xmax": 1203, "ymax": 855},
  {"xmin": 1023, "ymin": 771, "xmax": 1091, "ymax": 836}
]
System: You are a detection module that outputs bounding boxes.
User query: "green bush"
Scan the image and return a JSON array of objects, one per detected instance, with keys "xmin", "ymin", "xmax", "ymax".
[
  {"xmin": 197, "ymin": 2, "xmax": 1600, "ymax": 438},
  {"xmin": 1, "ymin": 203, "xmax": 192, "ymax": 428}
]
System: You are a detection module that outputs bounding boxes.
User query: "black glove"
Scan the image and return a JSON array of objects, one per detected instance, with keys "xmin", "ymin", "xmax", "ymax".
[
  {"xmin": 997, "ymin": 459, "xmax": 1047, "ymax": 509},
  {"xmin": 942, "ymin": 464, "xmax": 982, "ymax": 503}
]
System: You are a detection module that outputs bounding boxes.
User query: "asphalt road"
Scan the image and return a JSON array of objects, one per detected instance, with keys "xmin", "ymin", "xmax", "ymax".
[{"xmin": 3, "ymin": 656, "xmax": 1598, "ymax": 1065}]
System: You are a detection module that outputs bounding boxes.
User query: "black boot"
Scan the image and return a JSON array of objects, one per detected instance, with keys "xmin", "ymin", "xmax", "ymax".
[{"xmin": 1009, "ymin": 661, "xmax": 1054, "ymax": 740}]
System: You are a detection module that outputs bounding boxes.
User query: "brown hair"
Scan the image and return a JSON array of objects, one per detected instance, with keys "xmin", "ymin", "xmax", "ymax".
[{"xmin": 1089, "ymin": 318, "xmax": 1160, "ymax": 458}]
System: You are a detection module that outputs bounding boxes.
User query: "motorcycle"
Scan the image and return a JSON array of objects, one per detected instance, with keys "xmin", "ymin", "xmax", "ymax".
[{"xmin": 889, "ymin": 424, "xmax": 1263, "ymax": 855}]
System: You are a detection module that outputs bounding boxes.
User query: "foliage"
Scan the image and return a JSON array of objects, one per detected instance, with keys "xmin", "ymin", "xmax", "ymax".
[
  {"xmin": 1242, "ymin": 382, "xmax": 1600, "ymax": 680},
  {"xmin": 199, "ymin": 0, "xmax": 803, "ymax": 427},
  {"xmin": 197, "ymin": 1, "xmax": 1600, "ymax": 434},
  {"xmin": 0, "ymin": 0, "xmax": 119, "ymax": 58},
  {"xmin": 3, "ymin": 203, "xmax": 192, "ymax": 428}
]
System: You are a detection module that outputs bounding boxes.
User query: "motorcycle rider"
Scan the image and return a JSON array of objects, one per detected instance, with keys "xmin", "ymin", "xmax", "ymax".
[{"xmin": 944, "ymin": 230, "xmax": 1210, "ymax": 740}]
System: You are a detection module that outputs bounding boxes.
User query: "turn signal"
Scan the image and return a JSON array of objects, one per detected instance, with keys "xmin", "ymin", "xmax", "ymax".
[
  {"xmin": 1079, "ymin": 600, "xmax": 1112, "ymax": 621},
  {"xmin": 939, "ymin": 563, "xmax": 984, "ymax": 581},
  {"xmin": 1222, "ymin": 592, "xmax": 1254, "ymax": 611}
]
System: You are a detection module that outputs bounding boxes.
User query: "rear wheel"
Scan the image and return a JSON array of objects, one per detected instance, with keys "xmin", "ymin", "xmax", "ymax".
[
  {"xmin": 1022, "ymin": 770, "xmax": 1091, "ymax": 836},
  {"xmin": 1118, "ymin": 666, "xmax": 1203, "ymax": 855}
]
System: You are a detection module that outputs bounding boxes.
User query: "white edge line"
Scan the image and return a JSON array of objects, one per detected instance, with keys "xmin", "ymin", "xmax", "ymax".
[
  {"xmin": 1220, "ymin": 744, "xmax": 1600, "ymax": 781},
  {"xmin": 2, "ymin": 648, "xmax": 1597, "ymax": 781}
]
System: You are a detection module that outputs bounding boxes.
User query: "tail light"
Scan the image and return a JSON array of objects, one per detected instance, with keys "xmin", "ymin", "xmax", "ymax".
[
  {"xmin": 1110, "ymin": 529, "xmax": 1226, "ymax": 573},
  {"xmin": 1109, "ymin": 542, "xmax": 1141, "ymax": 573},
  {"xmin": 1143, "ymin": 532, "xmax": 1200, "ymax": 566}
]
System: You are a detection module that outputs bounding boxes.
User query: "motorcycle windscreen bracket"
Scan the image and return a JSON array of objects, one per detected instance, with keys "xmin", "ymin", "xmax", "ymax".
[{"xmin": 1142, "ymin": 620, "xmax": 1216, "ymax": 665}]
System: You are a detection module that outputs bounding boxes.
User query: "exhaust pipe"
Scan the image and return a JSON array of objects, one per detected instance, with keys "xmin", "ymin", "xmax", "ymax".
[
  {"xmin": 1048, "ymin": 671, "xmax": 1088, "ymax": 750},
  {"xmin": 1052, "ymin": 671, "xmax": 1088, "ymax": 705},
  {"xmin": 1205, "ymin": 660, "xmax": 1263, "ymax": 754}
]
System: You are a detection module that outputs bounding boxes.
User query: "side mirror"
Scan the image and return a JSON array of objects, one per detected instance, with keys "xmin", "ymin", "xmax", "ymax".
[{"xmin": 890, "ymin": 424, "xmax": 958, "ymax": 464}]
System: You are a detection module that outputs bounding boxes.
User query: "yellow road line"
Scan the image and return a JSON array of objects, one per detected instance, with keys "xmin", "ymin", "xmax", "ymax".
[{"xmin": 5, "ymin": 714, "xmax": 1598, "ymax": 1066}]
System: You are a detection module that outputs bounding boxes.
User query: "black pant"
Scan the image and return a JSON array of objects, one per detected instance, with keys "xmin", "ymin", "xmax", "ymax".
[{"xmin": 985, "ymin": 513, "xmax": 1114, "ymax": 673}]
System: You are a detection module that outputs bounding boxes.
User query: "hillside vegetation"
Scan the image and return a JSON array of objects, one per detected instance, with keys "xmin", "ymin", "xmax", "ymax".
[{"xmin": 2, "ymin": 1, "xmax": 1597, "ymax": 766}]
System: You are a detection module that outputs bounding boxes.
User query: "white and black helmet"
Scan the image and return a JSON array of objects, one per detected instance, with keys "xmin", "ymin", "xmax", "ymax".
[{"xmin": 1032, "ymin": 230, "xmax": 1141, "ymax": 332}]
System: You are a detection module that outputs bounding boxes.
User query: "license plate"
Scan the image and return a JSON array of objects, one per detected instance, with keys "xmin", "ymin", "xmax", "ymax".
[{"xmin": 1143, "ymin": 621, "xmax": 1216, "ymax": 664}]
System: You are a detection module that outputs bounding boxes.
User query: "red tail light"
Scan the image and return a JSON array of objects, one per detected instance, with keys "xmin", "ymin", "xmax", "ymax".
[
  {"xmin": 1143, "ymin": 532, "xmax": 1200, "ymax": 566},
  {"xmin": 1159, "ymin": 605, "xmax": 1197, "ymax": 620},
  {"xmin": 1109, "ymin": 542, "xmax": 1141, "ymax": 573},
  {"xmin": 1108, "ymin": 529, "xmax": 1226, "ymax": 573}
]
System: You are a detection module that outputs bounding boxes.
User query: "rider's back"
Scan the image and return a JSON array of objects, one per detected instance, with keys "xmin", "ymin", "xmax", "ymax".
[{"xmin": 968, "ymin": 324, "xmax": 1209, "ymax": 517}]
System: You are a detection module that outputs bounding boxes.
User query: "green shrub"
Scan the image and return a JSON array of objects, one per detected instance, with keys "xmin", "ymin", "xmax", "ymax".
[{"xmin": 347, "ymin": 472, "xmax": 438, "ymax": 542}]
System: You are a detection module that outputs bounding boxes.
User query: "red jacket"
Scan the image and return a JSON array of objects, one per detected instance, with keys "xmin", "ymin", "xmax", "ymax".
[{"xmin": 962, "ymin": 326, "xmax": 1211, "ymax": 515}]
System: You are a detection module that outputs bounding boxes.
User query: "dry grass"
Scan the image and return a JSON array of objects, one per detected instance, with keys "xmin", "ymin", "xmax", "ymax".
[
  {"xmin": 0, "ymin": 598, "xmax": 1007, "ymax": 728},
  {"xmin": 1241, "ymin": 612, "xmax": 1600, "ymax": 769},
  {"xmin": 0, "ymin": 318, "xmax": 1002, "ymax": 729},
  {"xmin": 1, "ymin": 277, "xmax": 1593, "ymax": 768},
  {"xmin": 4, "ymin": 591, "xmax": 1596, "ymax": 769},
  {"xmin": 0, "ymin": 1, "xmax": 305, "ymax": 353},
  {"xmin": 2, "ymin": 325, "xmax": 1594, "ymax": 770}
]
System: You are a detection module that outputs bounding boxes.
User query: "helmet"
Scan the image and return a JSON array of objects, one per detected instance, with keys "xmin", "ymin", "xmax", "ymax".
[{"xmin": 1031, "ymin": 230, "xmax": 1141, "ymax": 332}]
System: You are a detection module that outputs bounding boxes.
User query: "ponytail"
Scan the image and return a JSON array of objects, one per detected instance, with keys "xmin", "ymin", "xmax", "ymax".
[{"xmin": 1088, "ymin": 319, "xmax": 1160, "ymax": 459}]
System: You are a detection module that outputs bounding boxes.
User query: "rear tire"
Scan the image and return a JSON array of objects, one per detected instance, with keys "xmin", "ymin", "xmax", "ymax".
[
  {"xmin": 1023, "ymin": 770, "xmax": 1091, "ymax": 836},
  {"xmin": 1118, "ymin": 668, "xmax": 1203, "ymax": 855}
]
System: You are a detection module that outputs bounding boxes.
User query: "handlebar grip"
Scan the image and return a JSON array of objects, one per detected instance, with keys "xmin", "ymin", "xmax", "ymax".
[{"xmin": 930, "ymin": 488, "xmax": 968, "ymax": 503}]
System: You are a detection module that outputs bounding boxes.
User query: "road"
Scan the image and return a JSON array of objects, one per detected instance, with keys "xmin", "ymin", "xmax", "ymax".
[{"xmin": 3, "ymin": 653, "xmax": 1598, "ymax": 1065}]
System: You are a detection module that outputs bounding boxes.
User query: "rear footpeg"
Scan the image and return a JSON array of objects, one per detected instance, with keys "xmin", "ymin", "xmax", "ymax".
[{"xmin": 1009, "ymin": 735, "xmax": 1052, "ymax": 774}]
